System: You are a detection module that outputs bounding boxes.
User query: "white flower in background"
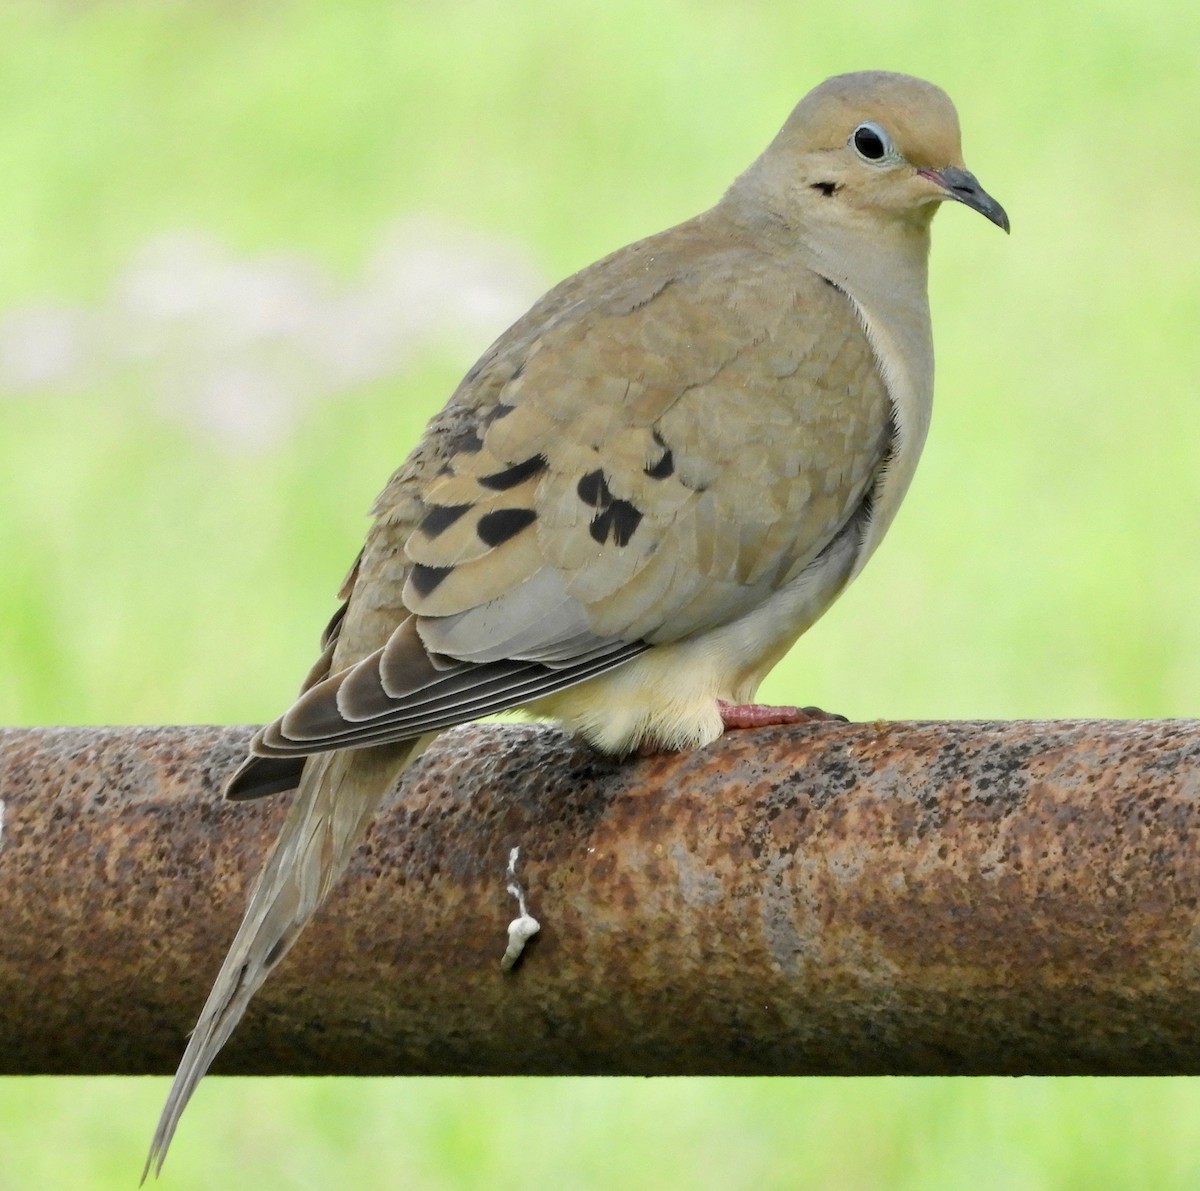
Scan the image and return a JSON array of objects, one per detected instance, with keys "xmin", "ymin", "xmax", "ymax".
[
  {"xmin": 0, "ymin": 217, "xmax": 545, "ymax": 451},
  {"xmin": 0, "ymin": 305, "xmax": 92, "ymax": 390}
]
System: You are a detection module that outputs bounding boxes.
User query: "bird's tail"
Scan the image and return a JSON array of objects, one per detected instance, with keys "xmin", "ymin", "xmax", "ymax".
[{"xmin": 143, "ymin": 742, "xmax": 415, "ymax": 1181}]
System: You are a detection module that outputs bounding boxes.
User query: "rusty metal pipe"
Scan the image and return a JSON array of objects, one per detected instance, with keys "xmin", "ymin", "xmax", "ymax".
[{"xmin": 1, "ymin": 719, "xmax": 1198, "ymax": 1075}]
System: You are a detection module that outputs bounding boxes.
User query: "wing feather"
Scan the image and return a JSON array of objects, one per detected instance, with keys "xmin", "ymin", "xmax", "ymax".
[{"xmin": 254, "ymin": 633, "xmax": 643, "ymax": 756}]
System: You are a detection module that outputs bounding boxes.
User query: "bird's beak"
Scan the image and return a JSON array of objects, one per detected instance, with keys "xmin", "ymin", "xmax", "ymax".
[{"xmin": 919, "ymin": 166, "xmax": 1010, "ymax": 233}]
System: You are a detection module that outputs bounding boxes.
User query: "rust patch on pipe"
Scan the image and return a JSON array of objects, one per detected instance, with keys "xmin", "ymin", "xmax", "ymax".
[{"xmin": 1, "ymin": 719, "xmax": 1199, "ymax": 1074}]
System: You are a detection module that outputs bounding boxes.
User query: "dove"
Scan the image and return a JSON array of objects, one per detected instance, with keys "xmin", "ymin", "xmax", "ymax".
[{"xmin": 145, "ymin": 69, "xmax": 1007, "ymax": 1176}]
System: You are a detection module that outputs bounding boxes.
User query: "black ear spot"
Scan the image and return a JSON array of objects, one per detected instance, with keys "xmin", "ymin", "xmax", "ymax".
[{"xmin": 810, "ymin": 181, "xmax": 839, "ymax": 197}]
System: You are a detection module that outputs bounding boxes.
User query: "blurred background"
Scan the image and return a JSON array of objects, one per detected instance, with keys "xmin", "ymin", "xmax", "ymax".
[{"xmin": 2, "ymin": 0, "xmax": 1198, "ymax": 1187}]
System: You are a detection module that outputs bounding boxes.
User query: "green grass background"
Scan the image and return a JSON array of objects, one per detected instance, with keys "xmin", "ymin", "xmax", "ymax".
[{"xmin": 1, "ymin": 0, "xmax": 1197, "ymax": 1187}]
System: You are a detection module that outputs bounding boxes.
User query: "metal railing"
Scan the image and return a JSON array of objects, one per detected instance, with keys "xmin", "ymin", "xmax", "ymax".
[{"xmin": 1, "ymin": 718, "xmax": 1197, "ymax": 1075}]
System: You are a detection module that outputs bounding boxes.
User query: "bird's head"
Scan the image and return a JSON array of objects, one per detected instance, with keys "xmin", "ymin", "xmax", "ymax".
[{"xmin": 738, "ymin": 71, "xmax": 1009, "ymax": 236}]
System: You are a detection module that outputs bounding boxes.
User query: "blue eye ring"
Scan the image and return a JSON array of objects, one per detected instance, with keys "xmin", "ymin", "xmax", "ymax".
[{"xmin": 850, "ymin": 121, "xmax": 897, "ymax": 164}]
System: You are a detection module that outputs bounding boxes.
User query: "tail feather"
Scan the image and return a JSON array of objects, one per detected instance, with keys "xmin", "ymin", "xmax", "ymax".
[{"xmin": 143, "ymin": 743, "xmax": 414, "ymax": 1181}]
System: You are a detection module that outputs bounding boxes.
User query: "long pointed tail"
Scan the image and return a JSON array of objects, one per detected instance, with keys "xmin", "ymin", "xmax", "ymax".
[{"xmin": 143, "ymin": 742, "xmax": 414, "ymax": 1180}]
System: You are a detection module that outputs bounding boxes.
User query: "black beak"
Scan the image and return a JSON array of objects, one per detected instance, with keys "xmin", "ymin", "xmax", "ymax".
[{"xmin": 921, "ymin": 166, "xmax": 1010, "ymax": 233}]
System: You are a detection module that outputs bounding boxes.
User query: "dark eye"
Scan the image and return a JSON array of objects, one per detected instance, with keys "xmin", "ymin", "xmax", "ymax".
[{"xmin": 851, "ymin": 121, "xmax": 894, "ymax": 163}]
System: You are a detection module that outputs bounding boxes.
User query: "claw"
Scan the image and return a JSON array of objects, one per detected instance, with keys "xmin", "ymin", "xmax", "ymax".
[{"xmin": 717, "ymin": 700, "xmax": 848, "ymax": 730}]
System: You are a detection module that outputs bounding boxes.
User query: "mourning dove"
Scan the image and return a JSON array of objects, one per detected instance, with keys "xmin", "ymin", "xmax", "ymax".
[{"xmin": 146, "ymin": 69, "xmax": 1007, "ymax": 1175}]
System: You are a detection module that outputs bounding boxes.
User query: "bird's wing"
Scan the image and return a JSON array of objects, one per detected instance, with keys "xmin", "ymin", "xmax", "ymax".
[{"xmin": 236, "ymin": 231, "xmax": 891, "ymax": 784}]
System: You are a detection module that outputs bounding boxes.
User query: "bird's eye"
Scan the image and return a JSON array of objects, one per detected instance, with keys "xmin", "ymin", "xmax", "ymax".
[{"xmin": 851, "ymin": 121, "xmax": 895, "ymax": 163}]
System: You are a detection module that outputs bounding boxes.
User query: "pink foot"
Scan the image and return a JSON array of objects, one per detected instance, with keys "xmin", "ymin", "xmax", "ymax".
[{"xmin": 717, "ymin": 700, "xmax": 848, "ymax": 730}]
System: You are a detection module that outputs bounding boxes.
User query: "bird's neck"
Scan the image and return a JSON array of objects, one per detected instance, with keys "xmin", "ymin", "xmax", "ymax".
[
  {"xmin": 714, "ymin": 192, "xmax": 937, "ymax": 574},
  {"xmin": 802, "ymin": 219, "xmax": 936, "ymax": 579},
  {"xmin": 799, "ymin": 213, "xmax": 932, "ymax": 337},
  {"xmin": 718, "ymin": 190, "xmax": 934, "ymax": 363}
]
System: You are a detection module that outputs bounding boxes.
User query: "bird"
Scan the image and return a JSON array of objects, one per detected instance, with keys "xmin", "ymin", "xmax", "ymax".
[{"xmin": 145, "ymin": 69, "xmax": 1007, "ymax": 1176}]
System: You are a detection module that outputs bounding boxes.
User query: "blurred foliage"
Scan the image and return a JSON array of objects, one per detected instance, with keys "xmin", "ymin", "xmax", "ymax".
[
  {"xmin": 7, "ymin": 1076, "xmax": 1200, "ymax": 1190},
  {"xmin": 1, "ymin": 0, "xmax": 1198, "ymax": 1187}
]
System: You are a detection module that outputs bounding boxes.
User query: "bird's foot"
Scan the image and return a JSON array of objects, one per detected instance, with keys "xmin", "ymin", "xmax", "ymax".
[{"xmin": 717, "ymin": 700, "xmax": 848, "ymax": 730}]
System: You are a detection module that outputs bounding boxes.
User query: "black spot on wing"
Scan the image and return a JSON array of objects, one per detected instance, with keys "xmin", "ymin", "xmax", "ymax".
[
  {"xmin": 419, "ymin": 502, "xmax": 473, "ymax": 537},
  {"xmin": 644, "ymin": 438, "xmax": 674, "ymax": 479},
  {"xmin": 449, "ymin": 426, "xmax": 484, "ymax": 454},
  {"xmin": 477, "ymin": 506, "xmax": 537, "ymax": 547},
  {"xmin": 409, "ymin": 563, "xmax": 455, "ymax": 597},
  {"xmin": 478, "ymin": 454, "xmax": 547, "ymax": 491},
  {"xmin": 590, "ymin": 499, "xmax": 643, "ymax": 547},
  {"xmin": 579, "ymin": 466, "xmax": 642, "ymax": 545},
  {"xmin": 577, "ymin": 469, "xmax": 612, "ymax": 508}
]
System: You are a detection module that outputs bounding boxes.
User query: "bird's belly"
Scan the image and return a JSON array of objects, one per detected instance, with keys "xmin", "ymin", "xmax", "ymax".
[{"xmin": 530, "ymin": 518, "xmax": 862, "ymax": 755}]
